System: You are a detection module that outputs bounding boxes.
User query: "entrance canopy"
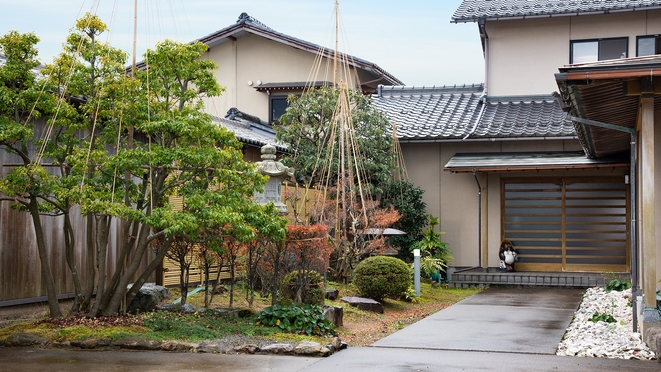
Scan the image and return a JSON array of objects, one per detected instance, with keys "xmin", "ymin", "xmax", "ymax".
[{"xmin": 444, "ymin": 152, "xmax": 629, "ymax": 173}]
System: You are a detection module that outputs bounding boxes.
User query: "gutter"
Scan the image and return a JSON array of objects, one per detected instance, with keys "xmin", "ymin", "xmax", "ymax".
[
  {"xmin": 451, "ymin": 6, "xmax": 661, "ymax": 23},
  {"xmin": 566, "ymin": 114, "xmax": 639, "ymax": 333},
  {"xmin": 398, "ymin": 136, "xmax": 578, "ymax": 144}
]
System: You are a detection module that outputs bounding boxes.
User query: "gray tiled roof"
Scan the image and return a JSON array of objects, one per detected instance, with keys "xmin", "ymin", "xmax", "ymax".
[
  {"xmin": 372, "ymin": 85, "xmax": 575, "ymax": 141},
  {"xmin": 473, "ymin": 96, "xmax": 574, "ymax": 138},
  {"xmin": 452, "ymin": 0, "xmax": 661, "ymax": 22},
  {"xmin": 197, "ymin": 13, "xmax": 403, "ymax": 86},
  {"xmin": 372, "ymin": 85, "xmax": 484, "ymax": 140},
  {"xmin": 213, "ymin": 116, "xmax": 286, "ymax": 152}
]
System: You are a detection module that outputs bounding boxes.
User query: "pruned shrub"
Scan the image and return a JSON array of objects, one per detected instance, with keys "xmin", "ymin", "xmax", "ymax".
[
  {"xmin": 279, "ymin": 269, "xmax": 325, "ymax": 305},
  {"xmin": 353, "ymin": 256, "xmax": 412, "ymax": 301}
]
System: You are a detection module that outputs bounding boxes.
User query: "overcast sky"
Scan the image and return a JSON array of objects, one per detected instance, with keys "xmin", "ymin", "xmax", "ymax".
[{"xmin": 0, "ymin": 0, "xmax": 484, "ymax": 86}]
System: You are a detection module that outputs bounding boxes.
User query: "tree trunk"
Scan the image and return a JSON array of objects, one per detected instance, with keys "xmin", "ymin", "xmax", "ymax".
[
  {"xmin": 28, "ymin": 197, "xmax": 62, "ymax": 318},
  {"xmin": 88, "ymin": 215, "xmax": 110, "ymax": 317},
  {"xmin": 83, "ymin": 212, "xmax": 96, "ymax": 310},
  {"xmin": 63, "ymin": 209, "xmax": 83, "ymax": 315},
  {"xmin": 119, "ymin": 238, "xmax": 172, "ymax": 314}
]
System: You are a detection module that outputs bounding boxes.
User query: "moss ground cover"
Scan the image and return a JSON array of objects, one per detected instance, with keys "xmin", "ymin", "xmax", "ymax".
[{"xmin": 0, "ymin": 282, "xmax": 480, "ymax": 347}]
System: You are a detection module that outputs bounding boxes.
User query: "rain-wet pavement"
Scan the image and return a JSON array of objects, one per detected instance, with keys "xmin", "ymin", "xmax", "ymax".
[{"xmin": 1, "ymin": 287, "xmax": 658, "ymax": 371}]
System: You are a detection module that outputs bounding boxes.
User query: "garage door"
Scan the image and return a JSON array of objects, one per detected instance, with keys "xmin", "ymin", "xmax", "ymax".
[{"xmin": 502, "ymin": 177, "xmax": 629, "ymax": 272}]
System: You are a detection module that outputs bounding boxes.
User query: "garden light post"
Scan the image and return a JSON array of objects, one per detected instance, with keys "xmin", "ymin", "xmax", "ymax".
[{"xmin": 413, "ymin": 248, "xmax": 420, "ymax": 296}]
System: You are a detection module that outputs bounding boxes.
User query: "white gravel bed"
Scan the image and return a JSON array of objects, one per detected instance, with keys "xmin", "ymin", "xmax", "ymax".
[{"xmin": 556, "ymin": 287, "xmax": 656, "ymax": 360}]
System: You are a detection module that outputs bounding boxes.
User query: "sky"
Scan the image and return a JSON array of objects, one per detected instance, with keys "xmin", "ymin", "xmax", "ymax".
[{"xmin": 0, "ymin": 0, "xmax": 485, "ymax": 86}]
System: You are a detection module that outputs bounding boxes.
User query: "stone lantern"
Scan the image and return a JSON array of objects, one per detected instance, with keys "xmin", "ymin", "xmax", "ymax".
[{"xmin": 254, "ymin": 144, "xmax": 294, "ymax": 214}]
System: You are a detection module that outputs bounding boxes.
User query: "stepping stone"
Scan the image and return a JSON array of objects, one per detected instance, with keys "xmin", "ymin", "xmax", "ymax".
[{"xmin": 340, "ymin": 296, "xmax": 383, "ymax": 314}]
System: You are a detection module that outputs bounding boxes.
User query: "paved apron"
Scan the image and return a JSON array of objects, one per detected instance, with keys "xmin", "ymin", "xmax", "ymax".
[{"xmin": 371, "ymin": 287, "xmax": 583, "ymax": 354}]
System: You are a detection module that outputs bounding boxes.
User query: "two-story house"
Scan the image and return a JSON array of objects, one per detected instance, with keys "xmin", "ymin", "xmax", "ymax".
[
  {"xmin": 0, "ymin": 13, "xmax": 403, "ymax": 306},
  {"xmin": 374, "ymin": 0, "xmax": 661, "ymax": 332}
]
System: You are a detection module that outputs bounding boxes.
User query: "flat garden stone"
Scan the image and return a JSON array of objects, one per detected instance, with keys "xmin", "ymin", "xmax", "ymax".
[
  {"xmin": 341, "ymin": 296, "xmax": 384, "ymax": 314},
  {"xmin": 70, "ymin": 338, "xmax": 111, "ymax": 349},
  {"xmin": 3, "ymin": 332, "xmax": 49, "ymax": 347},
  {"xmin": 260, "ymin": 343, "xmax": 294, "ymax": 354},
  {"xmin": 294, "ymin": 340, "xmax": 331, "ymax": 357},
  {"xmin": 113, "ymin": 337, "xmax": 162, "ymax": 350}
]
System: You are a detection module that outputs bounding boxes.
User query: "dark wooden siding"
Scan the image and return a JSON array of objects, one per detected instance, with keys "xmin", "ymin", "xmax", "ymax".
[{"xmin": 0, "ymin": 120, "xmax": 151, "ymax": 303}]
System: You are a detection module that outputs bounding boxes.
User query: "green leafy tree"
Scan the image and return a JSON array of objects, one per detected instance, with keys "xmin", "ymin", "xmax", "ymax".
[
  {"xmin": 0, "ymin": 30, "xmax": 65, "ymax": 317},
  {"xmin": 2, "ymin": 15, "xmax": 288, "ymax": 317},
  {"xmin": 380, "ymin": 180, "xmax": 427, "ymax": 260},
  {"xmin": 88, "ymin": 38, "xmax": 288, "ymax": 316},
  {"xmin": 276, "ymin": 86, "xmax": 396, "ymax": 194}
]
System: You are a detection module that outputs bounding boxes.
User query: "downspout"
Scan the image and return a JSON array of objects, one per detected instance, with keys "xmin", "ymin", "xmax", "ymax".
[
  {"xmin": 452, "ymin": 169, "xmax": 484, "ymax": 275},
  {"xmin": 478, "ymin": 18, "xmax": 489, "ymax": 99},
  {"xmin": 566, "ymin": 114, "xmax": 639, "ymax": 333},
  {"xmin": 474, "ymin": 169, "xmax": 483, "ymax": 269},
  {"xmin": 463, "ymin": 18, "xmax": 489, "ymax": 141},
  {"xmin": 455, "ymin": 18, "xmax": 489, "ymax": 275}
]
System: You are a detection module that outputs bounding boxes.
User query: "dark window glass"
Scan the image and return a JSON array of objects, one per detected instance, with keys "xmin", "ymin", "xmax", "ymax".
[
  {"xmin": 570, "ymin": 38, "xmax": 627, "ymax": 64},
  {"xmin": 637, "ymin": 35, "xmax": 661, "ymax": 56},
  {"xmin": 598, "ymin": 38, "xmax": 627, "ymax": 60},
  {"xmin": 271, "ymin": 97, "xmax": 288, "ymax": 123}
]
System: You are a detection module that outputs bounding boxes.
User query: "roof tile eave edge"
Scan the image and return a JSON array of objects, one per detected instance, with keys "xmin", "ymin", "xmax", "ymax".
[
  {"xmin": 201, "ymin": 23, "xmax": 403, "ymax": 86},
  {"xmin": 451, "ymin": 5, "xmax": 661, "ymax": 23}
]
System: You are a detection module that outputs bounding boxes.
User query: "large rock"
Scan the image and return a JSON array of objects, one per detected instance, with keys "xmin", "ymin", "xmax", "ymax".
[
  {"xmin": 340, "ymin": 296, "xmax": 384, "ymax": 314},
  {"xmin": 3, "ymin": 332, "xmax": 49, "ymax": 347},
  {"xmin": 127, "ymin": 283, "xmax": 170, "ymax": 314},
  {"xmin": 260, "ymin": 343, "xmax": 294, "ymax": 354},
  {"xmin": 160, "ymin": 340, "xmax": 197, "ymax": 352},
  {"xmin": 323, "ymin": 305, "xmax": 344, "ymax": 327},
  {"xmin": 113, "ymin": 337, "xmax": 162, "ymax": 350},
  {"xmin": 294, "ymin": 340, "xmax": 331, "ymax": 357},
  {"xmin": 325, "ymin": 289, "xmax": 339, "ymax": 301},
  {"xmin": 70, "ymin": 338, "xmax": 111, "ymax": 349},
  {"xmin": 643, "ymin": 325, "xmax": 661, "ymax": 360},
  {"xmin": 326, "ymin": 336, "xmax": 347, "ymax": 353},
  {"xmin": 156, "ymin": 303, "xmax": 204, "ymax": 314},
  {"xmin": 197, "ymin": 340, "xmax": 233, "ymax": 354},
  {"xmin": 234, "ymin": 344, "xmax": 260, "ymax": 354}
]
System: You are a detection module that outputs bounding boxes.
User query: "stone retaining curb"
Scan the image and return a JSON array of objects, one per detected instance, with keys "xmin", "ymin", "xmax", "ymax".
[{"xmin": 0, "ymin": 332, "xmax": 347, "ymax": 357}]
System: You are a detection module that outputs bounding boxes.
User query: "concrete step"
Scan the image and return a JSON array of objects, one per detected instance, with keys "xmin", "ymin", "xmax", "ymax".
[{"xmin": 446, "ymin": 268, "xmax": 630, "ymax": 289}]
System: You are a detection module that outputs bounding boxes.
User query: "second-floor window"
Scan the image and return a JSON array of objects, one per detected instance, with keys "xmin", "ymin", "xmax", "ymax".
[
  {"xmin": 570, "ymin": 37, "xmax": 628, "ymax": 64},
  {"xmin": 270, "ymin": 96, "xmax": 289, "ymax": 124},
  {"xmin": 637, "ymin": 35, "xmax": 661, "ymax": 56}
]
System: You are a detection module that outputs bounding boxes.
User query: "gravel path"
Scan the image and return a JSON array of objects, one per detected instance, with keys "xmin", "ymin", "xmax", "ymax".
[{"xmin": 556, "ymin": 287, "xmax": 656, "ymax": 360}]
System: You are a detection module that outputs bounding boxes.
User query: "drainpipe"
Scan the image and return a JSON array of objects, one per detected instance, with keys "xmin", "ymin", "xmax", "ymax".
[
  {"xmin": 473, "ymin": 170, "xmax": 483, "ymax": 269},
  {"xmin": 478, "ymin": 19, "xmax": 489, "ymax": 99},
  {"xmin": 452, "ymin": 170, "xmax": 484, "ymax": 275},
  {"xmin": 566, "ymin": 114, "xmax": 639, "ymax": 333}
]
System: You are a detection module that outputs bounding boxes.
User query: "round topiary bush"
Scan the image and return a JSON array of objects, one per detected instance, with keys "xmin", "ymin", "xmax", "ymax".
[
  {"xmin": 279, "ymin": 269, "xmax": 325, "ymax": 305},
  {"xmin": 353, "ymin": 256, "xmax": 412, "ymax": 301}
]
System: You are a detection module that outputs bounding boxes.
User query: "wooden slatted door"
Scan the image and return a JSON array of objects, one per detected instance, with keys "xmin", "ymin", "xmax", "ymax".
[{"xmin": 502, "ymin": 178, "xmax": 629, "ymax": 272}]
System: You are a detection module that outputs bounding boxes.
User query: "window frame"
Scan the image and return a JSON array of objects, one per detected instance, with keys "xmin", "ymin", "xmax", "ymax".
[
  {"xmin": 570, "ymin": 37, "xmax": 628, "ymax": 64},
  {"xmin": 269, "ymin": 94, "xmax": 301, "ymax": 124},
  {"xmin": 636, "ymin": 35, "xmax": 661, "ymax": 57}
]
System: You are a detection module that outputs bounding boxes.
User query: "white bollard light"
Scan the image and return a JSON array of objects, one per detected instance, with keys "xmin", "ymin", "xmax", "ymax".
[{"xmin": 413, "ymin": 249, "xmax": 420, "ymax": 296}]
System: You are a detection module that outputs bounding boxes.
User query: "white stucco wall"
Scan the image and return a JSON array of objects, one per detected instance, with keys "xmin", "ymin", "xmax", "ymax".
[
  {"xmin": 202, "ymin": 34, "xmax": 374, "ymax": 122},
  {"xmin": 486, "ymin": 10, "xmax": 661, "ymax": 96}
]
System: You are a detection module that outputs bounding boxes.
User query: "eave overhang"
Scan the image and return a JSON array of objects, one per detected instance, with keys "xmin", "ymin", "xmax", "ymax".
[
  {"xmin": 555, "ymin": 56, "xmax": 661, "ymax": 158},
  {"xmin": 444, "ymin": 152, "xmax": 629, "ymax": 173},
  {"xmin": 197, "ymin": 18, "xmax": 403, "ymax": 87}
]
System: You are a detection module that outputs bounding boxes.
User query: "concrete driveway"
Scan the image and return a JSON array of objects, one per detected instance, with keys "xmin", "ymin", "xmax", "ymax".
[{"xmin": 371, "ymin": 287, "xmax": 583, "ymax": 354}]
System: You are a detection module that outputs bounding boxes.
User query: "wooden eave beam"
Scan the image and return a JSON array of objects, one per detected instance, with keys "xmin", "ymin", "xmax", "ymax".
[
  {"xmin": 625, "ymin": 77, "xmax": 661, "ymax": 96},
  {"xmin": 565, "ymin": 68, "xmax": 661, "ymax": 81}
]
